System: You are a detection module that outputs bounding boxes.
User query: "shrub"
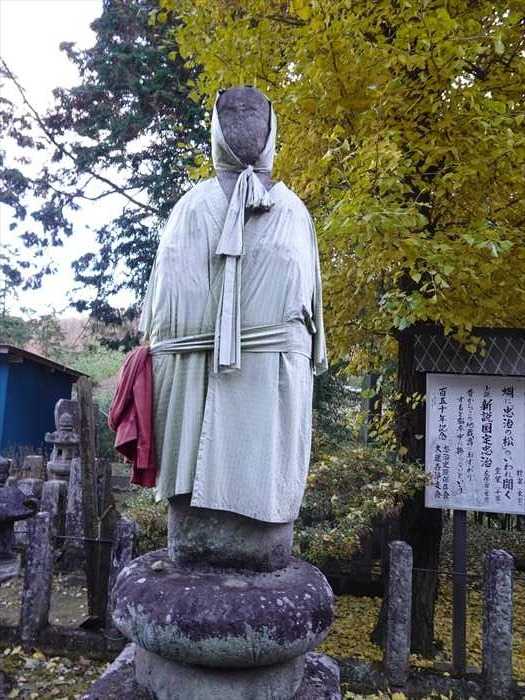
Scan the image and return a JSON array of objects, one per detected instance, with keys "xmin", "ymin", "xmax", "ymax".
[
  {"xmin": 122, "ymin": 488, "xmax": 168, "ymax": 554},
  {"xmin": 295, "ymin": 445, "xmax": 427, "ymax": 568}
]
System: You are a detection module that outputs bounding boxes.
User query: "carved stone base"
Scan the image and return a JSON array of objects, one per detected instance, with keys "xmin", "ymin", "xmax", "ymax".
[
  {"xmin": 83, "ymin": 645, "xmax": 341, "ymax": 700},
  {"xmin": 135, "ymin": 647, "xmax": 305, "ymax": 700},
  {"xmin": 113, "ymin": 549, "xmax": 334, "ymax": 668}
]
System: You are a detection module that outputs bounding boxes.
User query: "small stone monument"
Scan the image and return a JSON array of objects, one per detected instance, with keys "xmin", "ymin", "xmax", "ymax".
[
  {"xmin": 45, "ymin": 411, "xmax": 80, "ymax": 482},
  {"xmin": 55, "ymin": 398, "xmax": 80, "ymax": 434},
  {"xmin": 0, "ymin": 487, "xmax": 35, "ymax": 583},
  {"xmin": 23, "ymin": 455, "xmax": 45, "ymax": 481},
  {"xmin": 57, "ymin": 457, "xmax": 85, "ymax": 572}
]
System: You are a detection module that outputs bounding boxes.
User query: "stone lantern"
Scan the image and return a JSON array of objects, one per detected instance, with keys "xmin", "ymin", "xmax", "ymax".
[
  {"xmin": 0, "ymin": 487, "xmax": 36, "ymax": 583},
  {"xmin": 45, "ymin": 412, "xmax": 79, "ymax": 482}
]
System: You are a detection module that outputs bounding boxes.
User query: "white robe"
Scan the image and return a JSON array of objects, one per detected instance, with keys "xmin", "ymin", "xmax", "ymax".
[{"xmin": 139, "ymin": 176, "xmax": 327, "ymax": 523}]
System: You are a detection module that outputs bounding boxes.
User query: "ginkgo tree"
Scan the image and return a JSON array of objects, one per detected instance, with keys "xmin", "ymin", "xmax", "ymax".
[{"xmin": 154, "ymin": 0, "xmax": 525, "ymax": 654}]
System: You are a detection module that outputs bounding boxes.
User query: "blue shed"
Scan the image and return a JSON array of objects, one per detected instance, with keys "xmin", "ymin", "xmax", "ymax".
[{"xmin": 0, "ymin": 344, "xmax": 85, "ymax": 455}]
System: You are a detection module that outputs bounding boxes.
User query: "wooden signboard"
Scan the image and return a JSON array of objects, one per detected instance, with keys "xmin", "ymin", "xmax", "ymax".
[
  {"xmin": 413, "ymin": 326, "xmax": 525, "ymax": 673},
  {"xmin": 425, "ymin": 373, "xmax": 525, "ymax": 516}
]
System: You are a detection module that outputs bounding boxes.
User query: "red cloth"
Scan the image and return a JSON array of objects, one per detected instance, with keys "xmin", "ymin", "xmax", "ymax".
[{"xmin": 108, "ymin": 346, "xmax": 156, "ymax": 487}]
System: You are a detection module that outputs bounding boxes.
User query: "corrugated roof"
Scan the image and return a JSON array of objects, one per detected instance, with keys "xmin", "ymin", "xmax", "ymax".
[{"xmin": 0, "ymin": 344, "xmax": 87, "ymax": 378}]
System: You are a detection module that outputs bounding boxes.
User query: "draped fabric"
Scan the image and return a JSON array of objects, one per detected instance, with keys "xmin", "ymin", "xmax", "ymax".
[
  {"xmin": 211, "ymin": 95, "xmax": 276, "ymax": 373},
  {"xmin": 108, "ymin": 346, "xmax": 156, "ymax": 487},
  {"xmin": 139, "ymin": 96, "xmax": 327, "ymax": 523}
]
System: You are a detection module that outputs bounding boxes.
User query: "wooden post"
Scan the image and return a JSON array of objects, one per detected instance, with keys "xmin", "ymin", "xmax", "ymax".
[
  {"xmin": 452, "ymin": 509, "xmax": 467, "ymax": 673},
  {"xmin": 77, "ymin": 376, "xmax": 101, "ymax": 619}
]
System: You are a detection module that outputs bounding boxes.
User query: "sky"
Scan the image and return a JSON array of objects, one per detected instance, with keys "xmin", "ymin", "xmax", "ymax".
[{"xmin": 0, "ymin": 0, "xmax": 131, "ymax": 317}]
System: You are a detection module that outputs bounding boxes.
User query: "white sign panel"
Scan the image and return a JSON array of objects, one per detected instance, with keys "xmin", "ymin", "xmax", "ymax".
[{"xmin": 426, "ymin": 374, "xmax": 525, "ymax": 514}]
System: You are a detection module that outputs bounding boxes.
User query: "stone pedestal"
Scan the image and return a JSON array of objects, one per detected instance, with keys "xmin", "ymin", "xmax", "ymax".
[
  {"xmin": 168, "ymin": 494, "xmax": 293, "ymax": 571},
  {"xmin": 104, "ymin": 497, "xmax": 340, "ymax": 699}
]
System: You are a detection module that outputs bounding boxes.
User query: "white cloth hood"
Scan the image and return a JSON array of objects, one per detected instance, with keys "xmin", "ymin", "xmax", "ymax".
[{"xmin": 211, "ymin": 93, "xmax": 278, "ymax": 373}]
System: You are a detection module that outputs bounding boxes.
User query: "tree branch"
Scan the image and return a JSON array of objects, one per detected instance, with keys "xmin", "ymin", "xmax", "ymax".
[{"xmin": 1, "ymin": 58, "xmax": 161, "ymax": 216}]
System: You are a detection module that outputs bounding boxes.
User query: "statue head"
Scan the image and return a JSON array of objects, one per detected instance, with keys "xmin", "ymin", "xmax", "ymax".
[{"xmin": 216, "ymin": 86, "xmax": 271, "ymax": 166}]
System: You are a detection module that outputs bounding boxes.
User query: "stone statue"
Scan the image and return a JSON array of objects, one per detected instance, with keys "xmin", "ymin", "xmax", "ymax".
[
  {"xmin": 140, "ymin": 85, "xmax": 327, "ymax": 525},
  {"xmin": 100, "ymin": 87, "xmax": 339, "ymax": 700}
]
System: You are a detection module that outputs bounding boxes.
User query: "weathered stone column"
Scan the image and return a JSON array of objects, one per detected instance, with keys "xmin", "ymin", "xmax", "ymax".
[
  {"xmin": 40, "ymin": 480, "xmax": 67, "ymax": 544},
  {"xmin": 106, "ymin": 517, "xmax": 139, "ymax": 649},
  {"xmin": 109, "ymin": 495, "xmax": 340, "ymax": 699},
  {"xmin": 58, "ymin": 457, "xmax": 86, "ymax": 572},
  {"xmin": 483, "ymin": 549, "xmax": 514, "ymax": 700},
  {"xmin": 384, "ymin": 540, "xmax": 413, "ymax": 689},
  {"xmin": 20, "ymin": 512, "xmax": 54, "ymax": 646}
]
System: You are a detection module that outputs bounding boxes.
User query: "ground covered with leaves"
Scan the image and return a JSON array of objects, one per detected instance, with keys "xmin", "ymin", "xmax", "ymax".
[
  {"xmin": 1, "ymin": 521, "xmax": 523, "ymax": 698},
  {"xmin": 320, "ymin": 520, "xmax": 525, "ymax": 683},
  {"xmin": 1, "ymin": 647, "xmax": 106, "ymax": 699}
]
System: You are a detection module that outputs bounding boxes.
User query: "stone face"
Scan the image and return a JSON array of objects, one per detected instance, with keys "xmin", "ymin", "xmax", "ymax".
[
  {"xmin": 135, "ymin": 647, "xmax": 306, "ymax": 700},
  {"xmin": 169, "ymin": 494, "xmax": 293, "ymax": 572},
  {"xmin": 215, "ymin": 87, "xmax": 273, "ymax": 202},
  {"xmin": 113, "ymin": 549, "xmax": 334, "ymax": 669}
]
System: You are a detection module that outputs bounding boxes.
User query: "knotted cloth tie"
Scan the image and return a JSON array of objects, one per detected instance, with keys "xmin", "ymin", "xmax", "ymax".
[{"xmin": 211, "ymin": 93, "xmax": 277, "ymax": 373}]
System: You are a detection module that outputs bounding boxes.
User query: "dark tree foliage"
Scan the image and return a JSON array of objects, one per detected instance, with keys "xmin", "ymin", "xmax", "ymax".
[{"xmin": 0, "ymin": 0, "xmax": 207, "ymax": 327}]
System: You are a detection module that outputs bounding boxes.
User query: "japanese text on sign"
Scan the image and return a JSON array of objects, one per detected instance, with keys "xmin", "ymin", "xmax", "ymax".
[{"xmin": 426, "ymin": 374, "xmax": 525, "ymax": 514}]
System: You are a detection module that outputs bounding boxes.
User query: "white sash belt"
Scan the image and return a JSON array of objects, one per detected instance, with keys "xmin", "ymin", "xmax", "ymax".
[{"xmin": 150, "ymin": 320, "xmax": 312, "ymax": 360}]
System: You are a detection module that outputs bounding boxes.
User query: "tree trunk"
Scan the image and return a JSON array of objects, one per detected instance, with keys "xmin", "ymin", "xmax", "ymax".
[{"xmin": 372, "ymin": 327, "xmax": 442, "ymax": 656}]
